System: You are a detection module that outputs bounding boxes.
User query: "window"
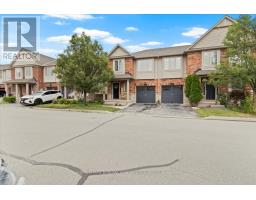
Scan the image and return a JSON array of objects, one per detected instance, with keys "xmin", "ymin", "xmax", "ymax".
[
  {"xmin": 5, "ymin": 70, "xmax": 11, "ymax": 81},
  {"xmin": 202, "ymin": 50, "xmax": 220, "ymax": 69},
  {"xmin": 45, "ymin": 67, "xmax": 54, "ymax": 76},
  {"xmin": 0, "ymin": 71, "xmax": 2, "ymax": 81},
  {"xmin": 163, "ymin": 56, "xmax": 182, "ymax": 70},
  {"xmin": 15, "ymin": 68, "xmax": 23, "ymax": 79},
  {"xmin": 113, "ymin": 59, "xmax": 124, "ymax": 73},
  {"xmin": 136, "ymin": 59, "xmax": 154, "ymax": 72},
  {"xmin": 25, "ymin": 67, "xmax": 33, "ymax": 79},
  {"xmin": 229, "ymin": 55, "xmax": 240, "ymax": 66}
]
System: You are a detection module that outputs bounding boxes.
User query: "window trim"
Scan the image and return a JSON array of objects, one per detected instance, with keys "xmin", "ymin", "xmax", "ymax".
[
  {"xmin": 202, "ymin": 50, "xmax": 220, "ymax": 69},
  {"xmin": 162, "ymin": 56, "xmax": 182, "ymax": 71},
  {"xmin": 136, "ymin": 59, "xmax": 154, "ymax": 72}
]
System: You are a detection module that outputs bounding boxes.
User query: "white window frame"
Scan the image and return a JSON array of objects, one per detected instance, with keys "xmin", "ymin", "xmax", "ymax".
[
  {"xmin": 202, "ymin": 50, "xmax": 220, "ymax": 69},
  {"xmin": 136, "ymin": 59, "xmax": 154, "ymax": 72},
  {"xmin": 25, "ymin": 67, "xmax": 33, "ymax": 79},
  {"xmin": 163, "ymin": 56, "xmax": 182, "ymax": 71},
  {"xmin": 112, "ymin": 59, "xmax": 125, "ymax": 74},
  {"xmin": 0, "ymin": 70, "xmax": 3, "ymax": 83},
  {"xmin": 15, "ymin": 67, "xmax": 23, "ymax": 80},
  {"xmin": 5, "ymin": 70, "xmax": 11, "ymax": 81}
]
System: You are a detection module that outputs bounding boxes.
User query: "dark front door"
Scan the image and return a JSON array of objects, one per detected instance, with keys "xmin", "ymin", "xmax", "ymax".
[
  {"xmin": 206, "ymin": 84, "xmax": 216, "ymax": 100},
  {"xmin": 162, "ymin": 85, "xmax": 183, "ymax": 104},
  {"xmin": 136, "ymin": 86, "xmax": 155, "ymax": 104},
  {"xmin": 113, "ymin": 83, "xmax": 120, "ymax": 99}
]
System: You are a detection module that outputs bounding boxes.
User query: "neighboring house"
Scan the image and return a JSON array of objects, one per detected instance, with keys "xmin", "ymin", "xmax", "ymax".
[
  {"xmin": 0, "ymin": 49, "xmax": 62, "ymax": 99},
  {"xmin": 106, "ymin": 16, "xmax": 235, "ymax": 105}
]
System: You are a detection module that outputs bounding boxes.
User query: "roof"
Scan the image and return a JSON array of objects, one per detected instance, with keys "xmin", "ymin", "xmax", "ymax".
[
  {"xmin": 187, "ymin": 16, "xmax": 235, "ymax": 51},
  {"xmin": 113, "ymin": 73, "xmax": 133, "ymax": 80},
  {"xmin": 131, "ymin": 45, "xmax": 191, "ymax": 59},
  {"xmin": 109, "ymin": 44, "xmax": 131, "ymax": 58},
  {"xmin": 0, "ymin": 64, "xmax": 10, "ymax": 70},
  {"xmin": 0, "ymin": 48, "xmax": 57, "ymax": 68}
]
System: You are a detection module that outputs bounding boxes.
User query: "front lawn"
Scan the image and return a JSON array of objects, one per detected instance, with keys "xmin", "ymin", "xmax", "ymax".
[
  {"xmin": 37, "ymin": 102, "xmax": 120, "ymax": 112},
  {"xmin": 195, "ymin": 108, "xmax": 256, "ymax": 118}
]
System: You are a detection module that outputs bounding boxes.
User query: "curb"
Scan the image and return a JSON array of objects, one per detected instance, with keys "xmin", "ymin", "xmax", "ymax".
[
  {"xmin": 30, "ymin": 107, "xmax": 115, "ymax": 114},
  {"xmin": 203, "ymin": 116, "xmax": 256, "ymax": 122}
]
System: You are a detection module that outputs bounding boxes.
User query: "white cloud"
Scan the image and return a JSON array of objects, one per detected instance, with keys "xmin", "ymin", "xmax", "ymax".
[
  {"xmin": 171, "ymin": 42, "xmax": 191, "ymax": 47},
  {"xmin": 103, "ymin": 36, "xmax": 127, "ymax": 44},
  {"xmin": 74, "ymin": 28, "xmax": 111, "ymax": 38},
  {"xmin": 47, "ymin": 35, "xmax": 71, "ymax": 44},
  {"xmin": 39, "ymin": 48, "xmax": 62, "ymax": 55},
  {"xmin": 182, "ymin": 27, "xmax": 208, "ymax": 38},
  {"xmin": 73, "ymin": 27, "xmax": 127, "ymax": 45},
  {"xmin": 54, "ymin": 21, "xmax": 68, "ymax": 26},
  {"xmin": 140, "ymin": 41, "xmax": 163, "ymax": 46},
  {"xmin": 125, "ymin": 27, "xmax": 139, "ymax": 32},
  {"xmin": 45, "ymin": 14, "xmax": 97, "ymax": 21},
  {"xmin": 125, "ymin": 45, "xmax": 147, "ymax": 52}
]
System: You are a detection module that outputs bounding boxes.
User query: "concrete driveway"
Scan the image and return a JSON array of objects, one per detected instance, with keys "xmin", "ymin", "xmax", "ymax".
[
  {"xmin": 1, "ymin": 104, "xmax": 256, "ymax": 184},
  {"xmin": 123, "ymin": 103, "xmax": 197, "ymax": 118}
]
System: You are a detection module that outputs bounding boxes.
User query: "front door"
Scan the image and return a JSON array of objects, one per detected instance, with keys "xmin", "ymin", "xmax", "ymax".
[
  {"xmin": 113, "ymin": 83, "xmax": 120, "ymax": 99},
  {"xmin": 206, "ymin": 84, "xmax": 216, "ymax": 100}
]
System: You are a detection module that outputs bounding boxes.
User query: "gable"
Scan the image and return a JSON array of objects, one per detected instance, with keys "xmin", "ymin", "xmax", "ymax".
[
  {"xmin": 189, "ymin": 16, "xmax": 235, "ymax": 51},
  {"xmin": 109, "ymin": 46, "xmax": 130, "ymax": 58}
]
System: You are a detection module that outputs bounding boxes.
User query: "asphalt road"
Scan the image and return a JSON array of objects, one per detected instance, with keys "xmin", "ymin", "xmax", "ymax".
[{"xmin": 1, "ymin": 104, "xmax": 256, "ymax": 184}]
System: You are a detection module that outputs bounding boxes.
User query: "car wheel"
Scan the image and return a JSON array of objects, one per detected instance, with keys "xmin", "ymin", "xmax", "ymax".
[
  {"xmin": 57, "ymin": 96, "xmax": 62, "ymax": 99},
  {"xmin": 34, "ymin": 98, "xmax": 43, "ymax": 105}
]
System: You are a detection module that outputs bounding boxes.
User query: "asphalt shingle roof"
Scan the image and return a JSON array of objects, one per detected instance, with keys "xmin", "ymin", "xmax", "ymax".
[{"xmin": 131, "ymin": 45, "xmax": 191, "ymax": 58}]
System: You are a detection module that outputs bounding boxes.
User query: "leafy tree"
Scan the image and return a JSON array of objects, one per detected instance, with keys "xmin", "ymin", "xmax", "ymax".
[
  {"xmin": 188, "ymin": 75, "xmax": 203, "ymax": 105},
  {"xmin": 55, "ymin": 33, "xmax": 113, "ymax": 103},
  {"xmin": 209, "ymin": 15, "xmax": 256, "ymax": 103}
]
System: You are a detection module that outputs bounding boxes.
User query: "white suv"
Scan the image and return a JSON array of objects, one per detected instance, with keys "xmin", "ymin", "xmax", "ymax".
[{"xmin": 20, "ymin": 90, "xmax": 62, "ymax": 105}]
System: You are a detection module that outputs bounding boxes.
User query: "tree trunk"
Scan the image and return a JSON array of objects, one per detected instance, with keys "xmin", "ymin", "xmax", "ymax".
[{"xmin": 83, "ymin": 90, "xmax": 87, "ymax": 104}]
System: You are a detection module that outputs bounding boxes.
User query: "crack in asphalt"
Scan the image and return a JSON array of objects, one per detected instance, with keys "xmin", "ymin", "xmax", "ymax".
[
  {"xmin": 0, "ymin": 149, "xmax": 179, "ymax": 185},
  {"xmin": 29, "ymin": 115, "xmax": 124, "ymax": 158}
]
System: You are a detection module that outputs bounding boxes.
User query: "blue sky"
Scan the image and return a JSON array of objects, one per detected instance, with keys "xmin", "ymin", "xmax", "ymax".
[{"xmin": 0, "ymin": 14, "xmax": 240, "ymax": 62}]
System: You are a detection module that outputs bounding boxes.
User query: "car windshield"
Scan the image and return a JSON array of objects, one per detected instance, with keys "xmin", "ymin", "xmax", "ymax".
[{"xmin": 31, "ymin": 91, "xmax": 44, "ymax": 96}]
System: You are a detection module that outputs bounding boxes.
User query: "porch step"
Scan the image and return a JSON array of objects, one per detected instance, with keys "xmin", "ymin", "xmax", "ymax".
[{"xmin": 198, "ymin": 100, "xmax": 216, "ymax": 108}]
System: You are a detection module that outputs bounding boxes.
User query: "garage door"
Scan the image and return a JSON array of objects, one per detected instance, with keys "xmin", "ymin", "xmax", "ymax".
[
  {"xmin": 136, "ymin": 86, "xmax": 155, "ymax": 103},
  {"xmin": 161, "ymin": 85, "xmax": 183, "ymax": 104}
]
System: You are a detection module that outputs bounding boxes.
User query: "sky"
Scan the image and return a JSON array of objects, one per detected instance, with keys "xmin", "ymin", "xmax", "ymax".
[{"xmin": 0, "ymin": 14, "xmax": 240, "ymax": 63}]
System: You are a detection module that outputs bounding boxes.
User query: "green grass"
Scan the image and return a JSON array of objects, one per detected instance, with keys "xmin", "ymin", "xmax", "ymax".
[
  {"xmin": 195, "ymin": 108, "xmax": 256, "ymax": 118},
  {"xmin": 37, "ymin": 103, "xmax": 120, "ymax": 112}
]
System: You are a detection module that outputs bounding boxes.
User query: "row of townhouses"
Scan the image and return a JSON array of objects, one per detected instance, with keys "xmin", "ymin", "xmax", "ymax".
[{"xmin": 0, "ymin": 16, "xmax": 235, "ymax": 105}]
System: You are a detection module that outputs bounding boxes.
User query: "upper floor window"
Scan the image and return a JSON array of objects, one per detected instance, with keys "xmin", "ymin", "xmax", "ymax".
[
  {"xmin": 136, "ymin": 59, "xmax": 154, "ymax": 72},
  {"xmin": 229, "ymin": 55, "xmax": 241, "ymax": 66},
  {"xmin": 0, "ymin": 71, "xmax": 3, "ymax": 81},
  {"xmin": 15, "ymin": 68, "xmax": 23, "ymax": 79},
  {"xmin": 25, "ymin": 67, "xmax": 33, "ymax": 79},
  {"xmin": 112, "ymin": 59, "xmax": 125, "ymax": 73},
  {"xmin": 163, "ymin": 56, "xmax": 182, "ymax": 71},
  {"xmin": 5, "ymin": 70, "xmax": 11, "ymax": 81},
  {"xmin": 202, "ymin": 50, "xmax": 220, "ymax": 69},
  {"xmin": 45, "ymin": 66, "xmax": 54, "ymax": 76}
]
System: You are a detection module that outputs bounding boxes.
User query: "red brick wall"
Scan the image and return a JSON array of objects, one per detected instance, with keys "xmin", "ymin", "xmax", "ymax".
[
  {"xmin": 109, "ymin": 57, "xmax": 135, "ymax": 75},
  {"xmin": 186, "ymin": 51, "xmax": 202, "ymax": 75},
  {"xmin": 33, "ymin": 66, "xmax": 44, "ymax": 90}
]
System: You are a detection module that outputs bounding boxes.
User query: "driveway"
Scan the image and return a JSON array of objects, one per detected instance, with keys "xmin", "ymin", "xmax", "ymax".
[
  {"xmin": 1, "ymin": 104, "xmax": 256, "ymax": 184},
  {"xmin": 123, "ymin": 104, "xmax": 197, "ymax": 118}
]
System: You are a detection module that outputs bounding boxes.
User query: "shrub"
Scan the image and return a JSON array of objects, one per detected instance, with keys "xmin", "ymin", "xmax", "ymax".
[
  {"xmin": 217, "ymin": 93, "xmax": 229, "ymax": 107},
  {"xmin": 240, "ymin": 96, "xmax": 256, "ymax": 113},
  {"xmin": 55, "ymin": 98, "xmax": 80, "ymax": 105},
  {"xmin": 229, "ymin": 90, "xmax": 245, "ymax": 106},
  {"xmin": 3, "ymin": 96, "xmax": 16, "ymax": 103},
  {"xmin": 185, "ymin": 75, "xmax": 193, "ymax": 98},
  {"xmin": 188, "ymin": 75, "xmax": 203, "ymax": 106}
]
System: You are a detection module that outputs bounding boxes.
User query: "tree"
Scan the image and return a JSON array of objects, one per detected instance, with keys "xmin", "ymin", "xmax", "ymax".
[
  {"xmin": 209, "ymin": 15, "xmax": 256, "ymax": 103},
  {"xmin": 185, "ymin": 75, "xmax": 193, "ymax": 98},
  {"xmin": 55, "ymin": 33, "xmax": 114, "ymax": 103},
  {"xmin": 188, "ymin": 75, "xmax": 203, "ymax": 106}
]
